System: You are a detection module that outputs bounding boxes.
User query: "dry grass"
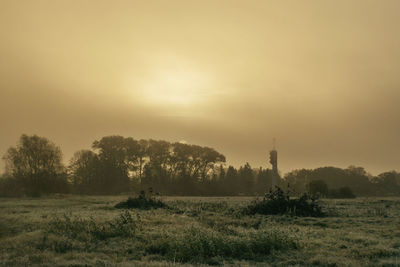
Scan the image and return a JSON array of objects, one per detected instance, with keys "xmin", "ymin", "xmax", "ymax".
[{"xmin": 0, "ymin": 195, "xmax": 399, "ymax": 266}]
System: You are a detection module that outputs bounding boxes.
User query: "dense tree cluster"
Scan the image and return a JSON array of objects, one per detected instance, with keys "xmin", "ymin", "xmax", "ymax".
[
  {"xmin": 69, "ymin": 136, "xmax": 229, "ymax": 195},
  {"xmin": 284, "ymin": 166, "xmax": 400, "ymax": 197},
  {"xmin": 0, "ymin": 135, "xmax": 277, "ymax": 196},
  {"xmin": 68, "ymin": 136, "xmax": 274, "ymax": 195},
  {"xmin": 0, "ymin": 134, "xmax": 399, "ymax": 197},
  {"xmin": 306, "ymin": 180, "xmax": 355, "ymax": 198}
]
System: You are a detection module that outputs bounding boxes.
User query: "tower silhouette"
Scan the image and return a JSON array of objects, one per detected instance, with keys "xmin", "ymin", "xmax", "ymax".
[{"xmin": 269, "ymin": 138, "xmax": 280, "ymax": 188}]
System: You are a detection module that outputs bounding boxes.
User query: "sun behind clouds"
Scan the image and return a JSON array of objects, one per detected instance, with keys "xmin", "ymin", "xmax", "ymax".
[{"xmin": 139, "ymin": 67, "xmax": 211, "ymax": 108}]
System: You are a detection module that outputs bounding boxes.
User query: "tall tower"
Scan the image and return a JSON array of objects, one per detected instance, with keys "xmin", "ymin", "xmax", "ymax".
[{"xmin": 269, "ymin": 138, "xmax": 280, "ymax": 188}]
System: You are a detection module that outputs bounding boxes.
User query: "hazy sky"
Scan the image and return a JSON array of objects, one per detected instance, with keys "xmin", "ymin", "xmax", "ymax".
[{"xmin": 1, "ymin": 0, "xmax": 399, "ymax": 175}]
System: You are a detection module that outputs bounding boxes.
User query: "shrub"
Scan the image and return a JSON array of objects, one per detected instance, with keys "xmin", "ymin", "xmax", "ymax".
[
  {"xmin": 115, "ymin": 190, "xmax": 166, "ymax": 210},
  {"xmin": 307, "ymin": 180, "xmax": 329, "ymax": 198},
  {"xmin": 244, "ymin": 187, "xmax": 324, "ymax": 217},
  {"xmin": 329, "ymin": 187, "xmax": 356, "ymax": 198}
]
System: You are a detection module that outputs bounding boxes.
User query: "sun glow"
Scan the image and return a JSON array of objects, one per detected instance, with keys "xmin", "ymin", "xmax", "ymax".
[{"xmin": 139, "ymin": 68, "xmax": 211, "ymax": 107}]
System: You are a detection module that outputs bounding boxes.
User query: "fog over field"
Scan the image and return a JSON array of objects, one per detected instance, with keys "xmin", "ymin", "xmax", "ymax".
[
  {"xmin": 1, "ymin": 0, "xmax": 400, "ymax": 174},
  {"xmin": 2, "ymin": 2, "xmax": 400, "ymax": 266}
]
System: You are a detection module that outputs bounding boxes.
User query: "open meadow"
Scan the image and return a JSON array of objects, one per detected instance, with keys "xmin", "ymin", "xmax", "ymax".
[{"xmin": 0, "ymin": 196, "xmax": 399, "ymax": 266}]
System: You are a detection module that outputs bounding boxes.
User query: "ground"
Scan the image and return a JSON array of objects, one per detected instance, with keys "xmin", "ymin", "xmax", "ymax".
[{"xmin": 0, "ymin": 195, "xmax": 399, "ymax": 266}]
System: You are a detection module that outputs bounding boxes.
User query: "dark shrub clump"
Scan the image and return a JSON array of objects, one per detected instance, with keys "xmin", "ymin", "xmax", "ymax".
[
  {"xmin": 244, "ymin": 187, "xmax": 324, "ymax": 217},
  {"xmin": 328, "ymin": 187, "xmax": 356, "ymax": 199},
  {"xmin": 0, "ymin": 176, "xmax": 23, "ymax": 197},
  {"xmin": 115, "ymin": 190, "xmax": 167, "ymax": 210}
]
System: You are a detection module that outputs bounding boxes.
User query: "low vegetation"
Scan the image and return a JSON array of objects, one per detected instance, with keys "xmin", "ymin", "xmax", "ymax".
[
  {"xmin": 245, "ymin": 187, "xmax": 324, "ymax": 217},
  {"xmin": 146, "ymin": 226, "xmax": 297, "ymax": 264},
  {"xmin": 47, "ymin": 211, "xmax": 139, "ymax": 241},
  {"xmin": 115, "ymin": 190, "xmax": 167, "ymax": 210},
  {"xmin": 1, "ymin": 195, "xmax": 399, "ymax": 266}
]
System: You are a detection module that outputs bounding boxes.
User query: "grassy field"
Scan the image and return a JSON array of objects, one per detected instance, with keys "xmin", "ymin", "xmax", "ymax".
[{"xmin": 0, "ymin": 195, "xmax": 399, "ymax": 266}]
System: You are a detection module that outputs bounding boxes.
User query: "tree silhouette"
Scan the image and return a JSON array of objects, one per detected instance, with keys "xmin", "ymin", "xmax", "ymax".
[{"xmin": 3, "ymin": 134, "xmax": 67, "ymax": 196}]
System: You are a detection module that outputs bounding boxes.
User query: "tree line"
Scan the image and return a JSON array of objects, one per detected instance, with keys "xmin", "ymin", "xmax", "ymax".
[
  {"xmin": 0, "ymin": 134, "xmax": 274, "ymax": 196},
  {"xmin": 284, "ymin": 166, "xmax": 400, "ymax": 197},
  {"xmin": 0, "ymin": 134, "xmax": 399, "ymax": 197}
]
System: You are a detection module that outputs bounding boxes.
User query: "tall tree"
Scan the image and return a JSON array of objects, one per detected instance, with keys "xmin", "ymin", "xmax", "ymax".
[
  {"xmin": 3, "ymin": 134, "xmax": 67, "ymax": 196},
  {"xmin": 68, "ymin": 149, "xmax": 99, "ymax": 194},
  {"xmin": 238, "ymin": 162, "xmax": 254, "ymax": 194},
  {"xmin": 256, "ymin": 167, "xmax": 272, "ymax": 194},
  {"xmin": 225, "ymin": 165, "xmax": 239, "ymax": 195},
  {"xmin": 92, "ymin": 136, "xmax": 131, "ymax": 194}
]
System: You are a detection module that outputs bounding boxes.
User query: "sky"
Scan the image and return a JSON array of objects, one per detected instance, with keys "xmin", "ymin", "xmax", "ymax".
[{"xmin": 1, "ymin": 0, "xmax": 399, "ymax": 175}]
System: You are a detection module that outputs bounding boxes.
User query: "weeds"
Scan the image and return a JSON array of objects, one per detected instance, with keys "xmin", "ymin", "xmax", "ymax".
[
  {"xmin": 1, "ymin": 196, "xmax": 399, "ymax": 266},
  {"xmin": 47, "ymin": 211, "xmax": 139, "ymax": 241},
  {"xmin": 0, "ymin": 217, "xmax": 22, "ymax": 238},
  {"xmin": 45, "ymin": 210, "xmax": 297, "ymax": 264},
  {"xmin": 146, "ymin": 226, "xmax": 297, "ymax": 264}
]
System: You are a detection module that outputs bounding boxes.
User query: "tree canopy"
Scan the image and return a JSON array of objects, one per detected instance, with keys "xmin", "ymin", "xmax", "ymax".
[{"xmin": 3, "ymin": 134, "xmax": 67, "ymax": 196}]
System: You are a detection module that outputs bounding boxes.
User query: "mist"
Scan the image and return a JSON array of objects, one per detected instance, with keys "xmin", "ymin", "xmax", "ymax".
[{"xmin": 1, "ymin": 0, "xmax": 400, "ymax": 174}]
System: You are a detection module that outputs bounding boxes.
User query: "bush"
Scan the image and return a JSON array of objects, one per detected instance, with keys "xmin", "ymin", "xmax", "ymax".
[
  {"xmin": 329, "ymin": 187, "xmax": 356, "ymax": 199},
  {"xmin": 307, "ymin": 180, "xmax": 329, "ymax": 198},
  {"xmin": 115, "ymin": 190, "xmax": 167, "ymax": 210},
  {"xmin": 244, "ymin": 187, "xmax": 324, "ymax": 217}
]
